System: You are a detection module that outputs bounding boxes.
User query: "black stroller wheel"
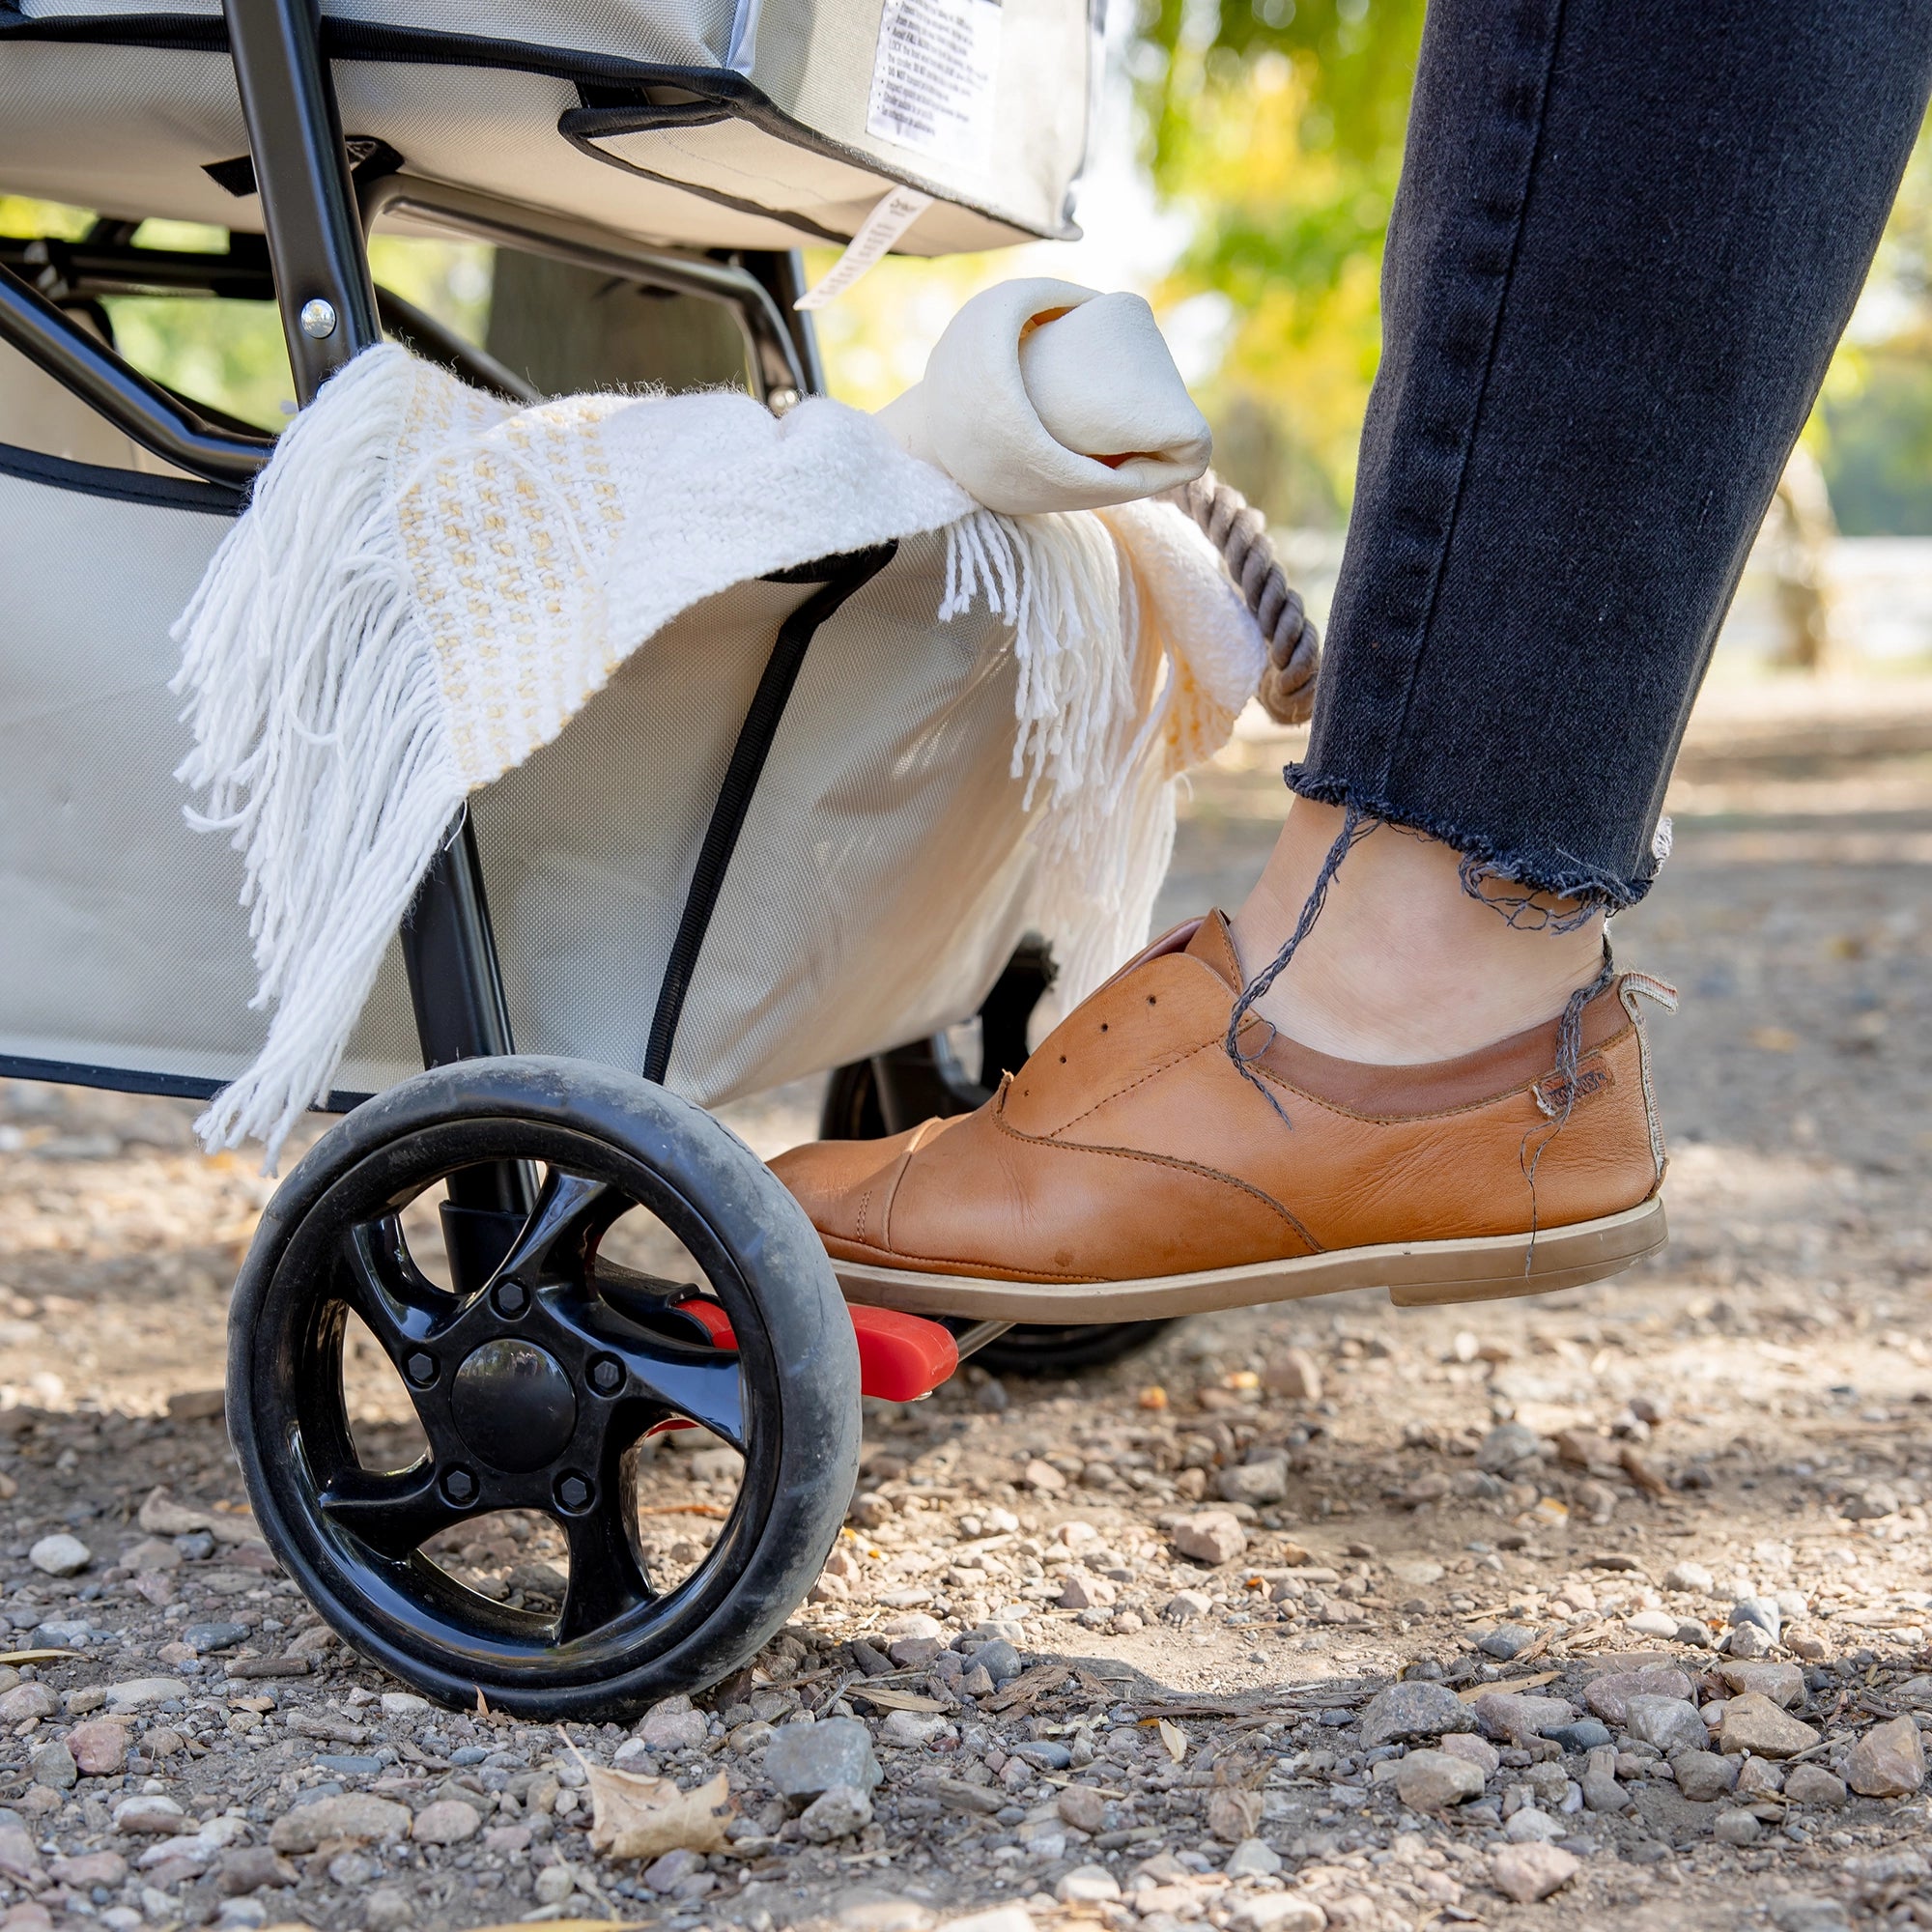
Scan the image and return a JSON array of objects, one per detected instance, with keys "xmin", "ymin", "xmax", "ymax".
[
  {"xmin": 226, "ymin": 1057, "xmax": 860, "ymax": 1719},
  {"xmin": 821, "ymin": 940, "xmax": 1178, "ymax": 1378}
]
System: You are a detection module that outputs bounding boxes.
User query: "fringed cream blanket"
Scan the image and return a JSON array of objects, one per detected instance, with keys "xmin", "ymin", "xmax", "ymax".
[{"xmin": 172, "ymin": 279, "xmax": 1264, "ymax": 1166}]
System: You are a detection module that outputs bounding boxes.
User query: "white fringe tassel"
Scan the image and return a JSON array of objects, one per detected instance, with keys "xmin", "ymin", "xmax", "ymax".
[
  {"xmin": 942, "ymin": 507, "xmax": 1175, "ymax": 1012},
  {"xmin": 172, "ymin": 350, "xmax": 464, "ymax": 1171}
]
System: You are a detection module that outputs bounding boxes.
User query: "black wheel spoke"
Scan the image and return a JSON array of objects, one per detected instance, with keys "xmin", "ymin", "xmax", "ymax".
[
  {"xmin": 317, "ymin": 1463, "xmax": 468, "ymax": 1562},
  {"xmin": 339, "ymin": 1218, "xmax": 463, "ymax": 1354},
  {"xmin": 557, "ymin": 1471, "xmax": 654, "ymax": 1641},
  {"xmin": 494, "ymin": 1168, "xmax": 627, "ymax": 1292},
  {"xmin": 611, "ymin": 1336, "xmax": 746, "ymax": 1451}
]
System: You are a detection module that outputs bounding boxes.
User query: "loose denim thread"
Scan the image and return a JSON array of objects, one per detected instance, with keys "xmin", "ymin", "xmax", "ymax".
[
  {"xmin": 1222, "ymin": 801, "xmax": 1378, "ymax": 1125},
  {"xmin": 1518, "ymin": 944, "xmax": 1619, "ymax": 1274}
]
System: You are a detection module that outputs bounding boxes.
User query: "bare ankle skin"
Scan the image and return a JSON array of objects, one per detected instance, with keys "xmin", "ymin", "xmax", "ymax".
[{"xmin": 1228, "ymin": 800, "xmax": 1607, "ymax": 1065}]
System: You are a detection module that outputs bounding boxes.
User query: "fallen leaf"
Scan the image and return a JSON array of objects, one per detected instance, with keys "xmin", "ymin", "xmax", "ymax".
[
  {"xmin": 0, "ymin": 1650, "xmax": 79, "ymax": 1665},
  {"xmin": 847, "ymin": 1685, "xmax": 950, "ymax": 1713},
  {"xmin": 983, "ymin": 1663, "xmax": 1070, "ymax": 1712},
  {"xmin": 1618, "ymin": 1445, "xmax": 1669, "ymax": 1497},
  {"xmin": 585, "ymin": 1767, "xmax": 735, "ymax": 1861},
  {"xmin": 1158, "ymin": 1719, "xmax": 1188, "ymax": 1763},
  {"xmin": 1455, "ymin": 1669, "xmax": 1561, "ymax": 1702}
]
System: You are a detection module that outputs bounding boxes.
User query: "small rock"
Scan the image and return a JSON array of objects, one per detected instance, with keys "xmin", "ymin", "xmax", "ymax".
[
  {"xmin": 1224, "ymin": 1837, "xmax": 1283, "ymax": 1879},
  {"xmin": 1265, "ymin": 1349, "xmax": 1323, "ymax": 1401},
  {"xmin": 644, "ymin": 1847, "xmax": 707, "ymax": 1891},
  {"xmin": 1735, "ymin": 1756, "xmax": 1784, "ymax": 1799},
  {"xmin": 0, "ymin": 1684, "xmax": 54, "ymax": 1723},
  {"xmin": 1022, "ymin": 1460, "xmax": 1066, "ymax": 1492},
  {"xmin": 1171, "ymin": 1511, "xmax": 1247, "ymax": 1566},
  {"xmin": 798, "ymin": 1784, "xmax": 873, "ymax": 1842},
  {"xmin": 28, "ymin": 1742, "xmax": 74, "ymax": 1791},
  {"xmin": 1229, "ymin": 1896, "xmax": 1325, "ymax": 1932},
  {"xmin": 1489, "ymin": 1842, "xmax": 1579, "ymax": 1904},
  {"xmin": 1664, "ymin": 1561, "xmax": 1715, "ymax": 1594},
  {"xmin": 1583, "ymin": 1666, "xmax": 1691, "ymax": 1724},
  {"xmin": 380, "ymin": 1691, "xmax": 429, "ymax": 1716},
  {"xmin": 216, "ymin": 1847, "xmax": 298, "ymax": 1894},
  {"xmin": 27, "ymin": 1533, "xmax": 90, "ymax": 1577},
  {"xmin": 180, "ymin": 1622, "xmax": 249, "ymax": 1655},
  {"xmin": 879, "ymin": 1710, "xmax": 951, "ymax": 1748},
  {"xmin": 1474, "ymin": 1692, "xmax": 1576, "ymax": 1743},
  {"xmin": 1503, "ymin": 1806, "xmax": 1567, "ymax": 1843},
  {"xmin": 1672, "ymin": 1750, "xmax": 1738, "ymax": 1802},
  {"xmin": 1055, "ymin": 1864, "xmax": 1122, "ymax": 1903},
  {"xmin": 1359, "ymin": 1680, "xmax": 1476, "ymax": 1748},
  {"xmin": 1712, "ymin": 1808, "xmax": 1760, "ymax": 1846},
  {"xmin": 1625, "ymin": 1610, "xmax": 1680, "ymax": 1639},
  {"xmin": 268, "ymin": 1794, "xmax": 412, "ymax": 1853},
  {"xmin": 68, "ymin": 1718, "xmax": 130, "ymax": 1776},
  {"xmin": 1719, "ymin": 1692, "xmax": 1819, "ymax": 1758},
  {"xmin": 103, "ymin": 1677, "xmax": 190, "ymax": 1713},
  {"xmin": 973, "ymin": 1638, "xmax": 1022, "ymax": 1684},
  {"xmin": 1478, "ymin": 1624, "xmax": 1536, "ymax": 1662},
  {"xmin": 363, "ymin": 1887, "xmax": 413, "ymax": 1932},
  {"xmin": 1580, "ymin": 1745, "xmax": 1626, "ymax": 1813},
  {"xmin": 1844, "ymin": 1715, "xmax": 1926, "ymax": 1797},
  {"xmin": 1216, "ymin": 1460, "xmax": 1288, "ymax": 1506},
  {"xmin": 1394, "ymin": 1748, "xmax": 1487, "ymax": 1810},
  {"xmin": 1058, "ymin": 1573, "xmax": 1115, "ymax": 1611},
  {"xmin": 1545, "ymin": 1719, "xmax": 1613, "ymax": 1753},
  {"xmin": 1782, "ymin": 1763, "xmax": 1849, "ymax": 1807},
  {"xmin": 48, "ymin": 1851, "xmax": 126, "ymax": 1888},
  {"xmin": 1476, "ymin": 1423, "xmax": 1542, "ymax": 1474},
  {"xmin": 1057, "ymin": 1784, "xmax": 1107, "ymax": 1833},
  {"xmin": 638, "ymin": 1694, "xmax": 709, "ymax": 1752},
  {"xmin": 764, "ymin": 1717, "xmax": 882, "ymax": 1805},
  {"xmin": 1623, "ymin": 1695, "xmax": 1708, "ymax": 1756},
  {"xmin": 1767, "ymin": 1899, "xmax": 1851, "ymax": 1932},
  {"xmin": 1719, "ymin": 1662, "xmax": 1805, "ymax": 1707},
  {"xmin": 1727, "ymin": 1621, "xmax": 1776, "ymax": 1662},
  {"xmin": 411, "ymin": 1799, "xmax": 481, "ymax": 1844},
  {"xmin": 112, "ymin": 1795, "xmax": 189, "ymax": 1836},
  {"xmin": 1731, "ymin": 1596, "xmax": 1782, "ymax": 1641},
  {"xmin": 1165, "ymin": 1589, "xmax": 1213, "ymax": 1622},
  {"xmin": 1441, "ymin": 1733, "xmax": 1500, "ymax": 1776},
  {"xmin": 1207, "ymin": 1786, "xmax": 1264, "ymax": 1843},
  {"xmin": 0, "ymin": 1825, "xmax": 41, "ymax": 1885}
]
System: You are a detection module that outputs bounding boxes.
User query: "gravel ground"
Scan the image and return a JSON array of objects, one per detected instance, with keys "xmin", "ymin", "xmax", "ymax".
[{"xmin": 0, "ymin": 671, "xmax": 1926, "ymax": 1932}]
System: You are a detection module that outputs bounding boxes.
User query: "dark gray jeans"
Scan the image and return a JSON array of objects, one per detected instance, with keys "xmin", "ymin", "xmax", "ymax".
[{"xmin": 1290, "ymin": 0, "xmax": 1932, "ymax": 910}]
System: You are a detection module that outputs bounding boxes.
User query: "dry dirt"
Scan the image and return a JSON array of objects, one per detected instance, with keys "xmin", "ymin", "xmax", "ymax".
[{"xmin": 0, "ymin": 670, "xmax": 1926, "ymax": 1932}]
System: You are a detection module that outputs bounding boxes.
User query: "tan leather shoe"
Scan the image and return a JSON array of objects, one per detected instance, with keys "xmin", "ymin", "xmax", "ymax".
[{"xmin": 771, "ymin": 914, "xmax": 1675, "ymax": 1321}]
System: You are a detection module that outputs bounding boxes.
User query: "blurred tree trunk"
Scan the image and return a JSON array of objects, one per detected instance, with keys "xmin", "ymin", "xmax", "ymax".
[{"xmin": 1766, "ymin": 442, "xmax": 1840, "ymax": 672}]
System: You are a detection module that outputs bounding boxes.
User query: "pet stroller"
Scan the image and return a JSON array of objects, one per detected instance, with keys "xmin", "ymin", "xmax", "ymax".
[{"xmin": 0, "ymin": 0, "xmax": 1314, "ymax": 1715}]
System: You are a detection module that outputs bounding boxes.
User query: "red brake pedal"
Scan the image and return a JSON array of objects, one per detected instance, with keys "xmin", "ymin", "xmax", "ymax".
[{"xmin": 656, "ymin": 1297, "xmax": 957, "ymax": 1403}]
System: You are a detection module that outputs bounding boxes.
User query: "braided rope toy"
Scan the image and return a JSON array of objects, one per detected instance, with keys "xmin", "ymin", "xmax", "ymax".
[{"xmin": 1168, "ymin": 469, "xmax": 1321, "ymax": 726}]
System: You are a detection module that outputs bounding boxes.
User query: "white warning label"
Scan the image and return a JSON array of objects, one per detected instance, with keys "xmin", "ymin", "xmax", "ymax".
[{"xmin": 867, "ymin": 0, "xmax": 1003, "ymax": 174}]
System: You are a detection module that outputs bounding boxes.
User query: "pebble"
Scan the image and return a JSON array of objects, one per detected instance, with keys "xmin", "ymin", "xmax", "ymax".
[
  {"xmin": 267, "ymin": 1793, "xmax": 412, "ymax": 1853},
  {"xmin": 879, "ymin": 1710, "xmax": 952, "ymax": 1748},
  {"xmin": 1475, "ymin": 1692, "xmax": 1576, "ymax": 1743},
  {"xmin": 645, "ymin": 1847, "xmax": 707, "ymax": 1891},
  {"xmin": 1166, "ymin": 1589, "xmax": 1213, "ymax": 1622},
  {"xmin": 1359, "ymin": 1680, "xmax": 1476, "ymax": 1747},
  {"xmin": 1625, "ymin": 1610, "xmax": 1680, "ymax": 1639},
  {"xmin": 1767, "ymin": 1899, "xmax": 1852, "ymax": 1932},
  {"xmin": 218, "ymin": 1847, "xmax": 298, "ymax": 1894},
  {"xmin": 1580, "ymin": 1745, "xmax": 1626, "ymax": 1812},
  {"xmin": 380, "ymin": 1691, "xmax": 428, "ymax": 1716},
  {"xmin": 1731, "ymin": 1596, "xmax": 1782, "ymax": 1641},
  {"xmin": 1055, "ymin": 1864, "xmax": 1122, "ymax": 1903},
  {"xmin": 1224, "ymin": 1837, "xmax": 1282, "ymax": 1878},
  {"xmin": 49, "ymin": 1851, "xmax": 126, "ymax": 1888},
  {"xmin": 798, "ymin": 1784, "xmax": 874, "ymax": 1842},
  {"xmin": 411, "ymin": 1799, "xmax": 481, "ymax": 1844},
  {"xmin": 103, "ymin": 1677, "xmax": 190, "ymax": 1713},
  {"xmin": 180, "ymin": 1622, "xmax": 249, "ymax": 1655},
  {"xmin": 1478, "ymin": 1624, "xmax": 1536, "ymax": 1662},
  {"xmin": 1719, "ymin": 1692, "xmax": 1820, "ymax": 1758},
  {"xmin": 972, "ymin": 1639, "xmax": 1022, "ymax": 1685},
  {"xmin": 1058, "ymin": 1785, "xmax": 1107, "ymax": 1833},
  {"xmin": 1712, "ymin": 1808, "xmax": 1761, "ymax": 1846},
  {"xmin": 1489, "ymin": 1842, "xmax": 1579, "ymax": 1903},
  {"xmin": 1229, "ymin": 1896, "xmax": 1324, "ymax": 1932},
  {"xmin": 1170, "ymin": 1511, "xmax": 1247, "ymax": 1566},
  {"xmin": 1735, "ymin": 1757, "xmax": 1783, "ymax": 1799},
  {"xmin": 1727, "ymin": 1621, "xmax": 1776, "ymax": 1662},
  {"xmin": 1673, "ymin": 1750, "xmax": 1739, "ymax": 1802},
  {"xmin": 1664, "ymin": 1561, "xmax": 1716, "ymax": 1593},
  {"xmin": 1394, "ymin": 1749, "xmax": 1486, "ymax": 1810},
  {"xmin": 1264, "ymin": 1348, "xmax": 1323, "ymax": 1401},
  {"xmin": 28, "ymin": 1742, "xmax": 73, "ymax": 1791},
  {"xmin": 638, "ymin": 1693, "xmax": 709, "ymax": 1751},
  {"xmin": 1476, "ymin": 1423, "xmax": 1542, "ymax": 1473},
  {"xmin": 1058, "ymin": 1573, "xmax": 1115, "ymax": 1611},
  {"xmin": 1583, "ymin": 1666, "xmax": 1691, "ymax": 1723},
  {"xmin": 1215, "ymin": 1460, "xmax": 1288, "ymax": 1506},
  {"xmin": 1782, "ymin": 1763, "xmax": 1849, "ymax": 1806},
  {"xmin": 1843, "ymin": 1715, "xmax": 1926, "ymax": 1797},
  {"xmin": 764, "ymin": 1718, "xmax": 883, "ymax": 1804},
  {"xmin": 1440, "ymin": 1733, "xmax": 1500, "ymax": 1776},
  {"xmin": 1719, "ymin": 1662, "xmax": 1805, "ymax": 1707},
  {"xmin": 112, "ymin": 1796, "xmax": 188, "ymax": 1836},
  {"xmin": 27, "ymin": 1533, "xmax": 90, "ymax": 1577},
  {"xmin": 1545, "ymin": 1719, "xmax": 1612, "ymax": 1752},
  {"xmin": 1623, "ymin": 1695, "xmax": 1710, "ymax": 1756},
  {"xmin": 0, "ymin": 1684, "xmax": 54, "ymax": 1722}
]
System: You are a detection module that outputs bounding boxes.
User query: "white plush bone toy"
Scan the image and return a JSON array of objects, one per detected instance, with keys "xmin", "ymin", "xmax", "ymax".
[{"xmin": 874, "ymin": 278, "xmax": 1214, "ymax": 514}]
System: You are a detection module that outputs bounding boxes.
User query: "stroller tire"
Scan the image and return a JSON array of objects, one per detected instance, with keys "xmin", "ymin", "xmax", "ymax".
[{"xmin": 226, "ymin": 1056, "xmax": 860, "ymax": 1719}]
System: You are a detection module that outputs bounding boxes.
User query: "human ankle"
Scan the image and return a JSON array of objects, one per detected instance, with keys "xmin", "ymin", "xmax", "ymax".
[{"xmin": 1229, "ymin": 801, "xmax": 1606, "ymax": 1065}]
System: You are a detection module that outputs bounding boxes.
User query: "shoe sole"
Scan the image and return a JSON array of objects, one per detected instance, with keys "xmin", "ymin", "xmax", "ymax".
[{"xmin": 832, "ymin": 1196, "xmax": 1666, "ymax": 1323}]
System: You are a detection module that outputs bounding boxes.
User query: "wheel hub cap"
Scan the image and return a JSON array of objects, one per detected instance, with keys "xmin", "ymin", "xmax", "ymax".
[{"xmin": 451, "ymin": 1339, "xmax": 577, "ymax": 1473}]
